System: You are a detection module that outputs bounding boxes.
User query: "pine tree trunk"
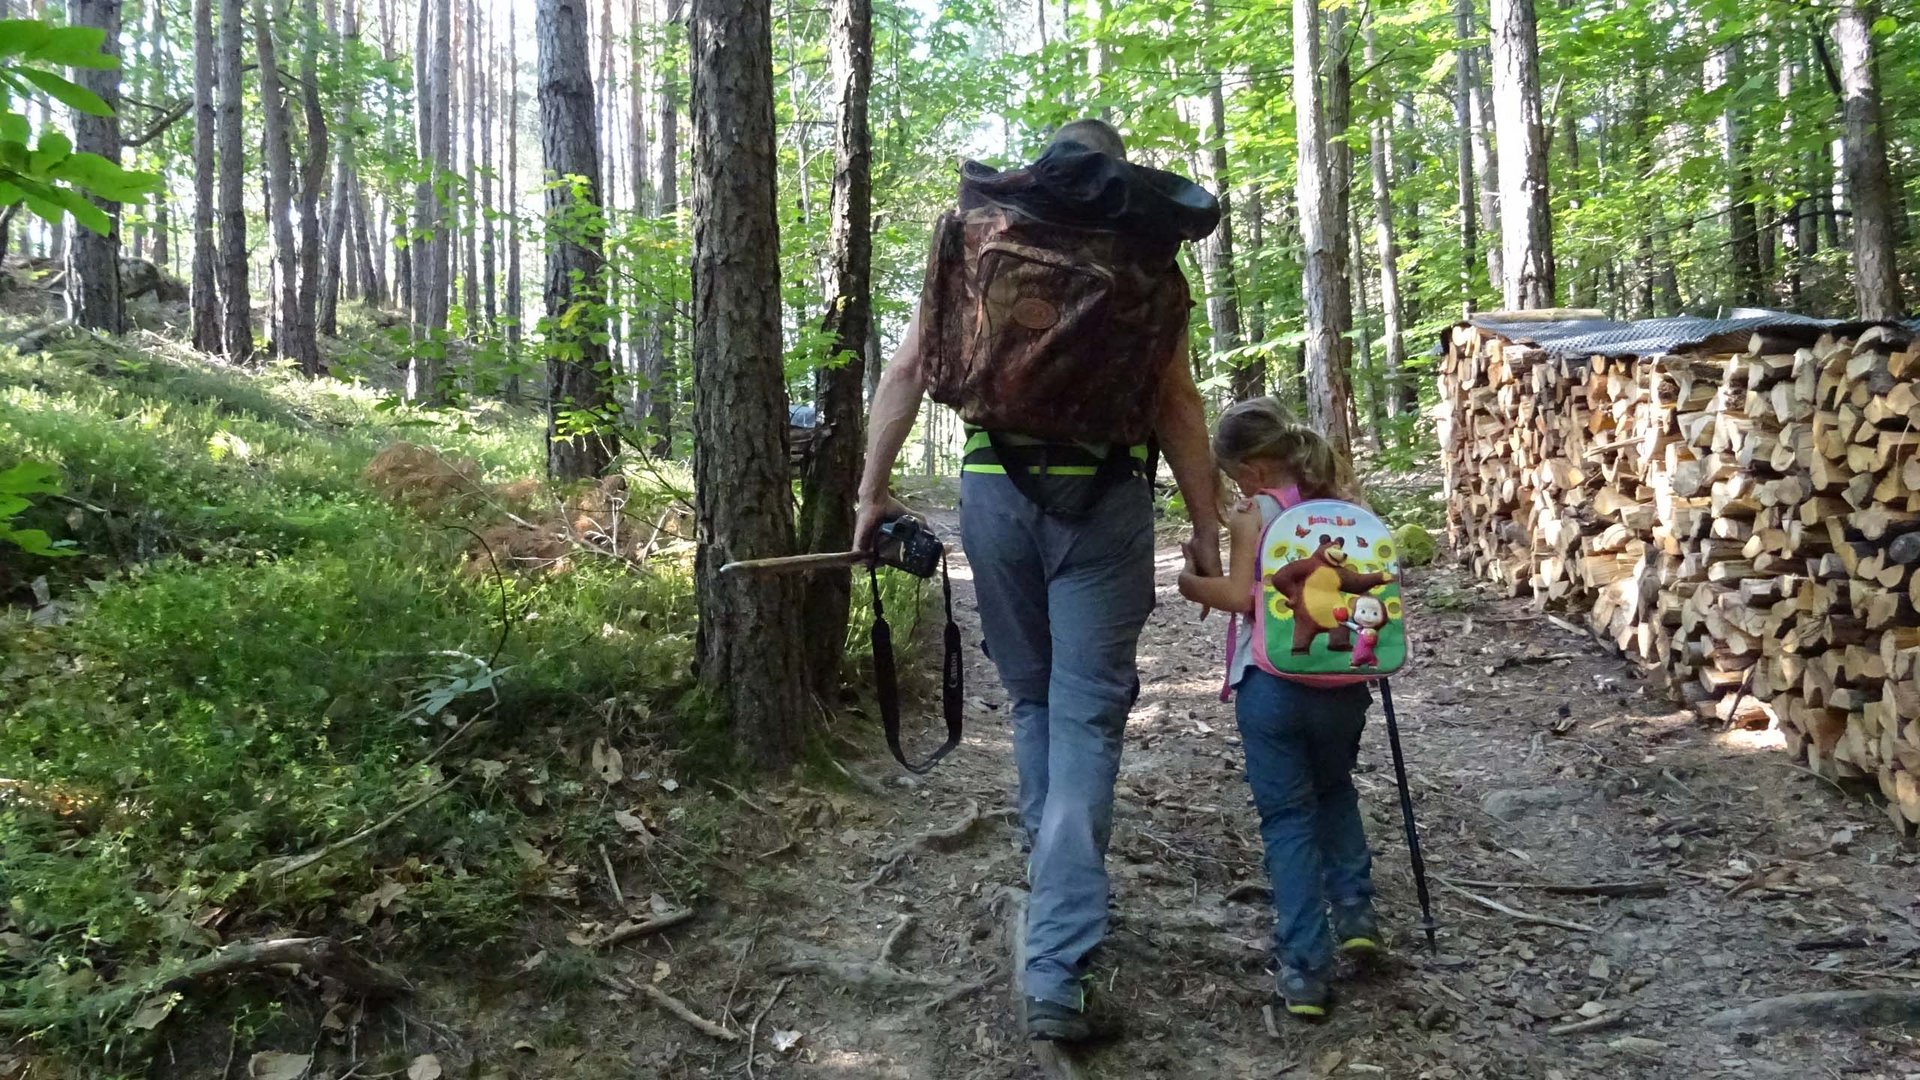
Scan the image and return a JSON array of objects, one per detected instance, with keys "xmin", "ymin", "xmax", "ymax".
[
  {"xmin": 504, "ymin": 0, "xmax": 522, "ymax": 401},
  {"xmin": 1707, "ymin": 35, "xmax": 1763, "ymax": 306},
  {"xmin": 253, "ymin": 0, "xmax": 305, "ymax": 366},
  {"xmin": 796, "ymin": 0, "xmax": 870, "ymax": 691},
  {"xmin": 1293, "ymin": 0, "xmax": 1353, "ymax": 462},
  {"xmin": 644, "ymin": 0, "xmax": 681, "ymax": 456},
  {"xmin": 1364, "ymin": 24, "xmax": 1408, "ymax": 420},
  {"xmin": 146, "ymin": 0, "xmax": 170, "ymax": 271},
  {"xmin": 1451, "ymin": 0, "xmax": 1477, "ymax": 314},
  {"xmin": 294, "ymin": 0, "xmax": 326, "ymax": 370},
  {"xmin": 191, "ymin": 0, "xmax": 221, "ymax": 351},
  {"xmin": 1834, "ymin": 2, "xmax": 1902, "ymax": 319},
  {"xmin": 539, "ymin": 0, "xmax": 618, "ymax": 479},
  {"xmin": 1489, "ymin": 0, "xmax": 1553, "ymax": 309},
  {"xmin": 66, "ymin": 0, "xmax": 123, "ymax": 334},
  {"xmin": 461, "ymin": 6, "xmax": 478, "ymax": 326},
  {"xmin": 318, "ymin": 0, "xmax": 356, "ymax": 336},
  {"xmin": 480, "ymin": 1, "xmax": 497, "ymax": 329},
  {"xmin": 217, "ymin": 0, "xmax": 251, "ymax": 359},
  {"xmin": 1394, "ymin": 90, "xmax": 1421, "ymax": 415},
  {"xmin": 1199, "ymin": 5, "xmax": 1250, "ymax": 400},
  {"xmin": 689, "ymin": 0, "xmax": 809, "ymax": 769},
  {"xmin": 1471, "ymin": 46, "xmax": 1501, "ymax": 296}
]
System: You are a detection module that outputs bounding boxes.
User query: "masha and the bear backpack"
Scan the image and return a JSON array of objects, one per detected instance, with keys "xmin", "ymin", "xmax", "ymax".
[{"xmin": 1224, "ymin": 486, "xmax": 1410, "ymax": 693}]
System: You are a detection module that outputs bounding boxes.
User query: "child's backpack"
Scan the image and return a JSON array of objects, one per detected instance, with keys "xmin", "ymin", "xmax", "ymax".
[{"xmin": 1229, "ymin": 487, "xmax": 1410, "ymax": 690}]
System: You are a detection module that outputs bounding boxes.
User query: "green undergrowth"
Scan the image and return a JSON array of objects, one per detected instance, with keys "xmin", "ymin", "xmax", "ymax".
[{"xmin": 0, "ymin": 331, "xmax": 923, "ymax": 1070}]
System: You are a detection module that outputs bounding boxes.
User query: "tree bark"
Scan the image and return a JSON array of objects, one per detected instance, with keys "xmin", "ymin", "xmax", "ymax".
[
  {"xmin": 1364, "ymin": 24, "xmax": 1408, "ymax": 420},
  {"xmin": 1200, "ymin": 5, "xmax": 1250, "ymax": 400},
  {"xmin": 146, "ymin": 0, "xmax": 170, "ymax": 271},
  {"xmin": 1834, "ymin": 3, "xmax": 1902, "ymax": 320},
  {"xmin": 1707, "ymin": 34, "xmax": 1763, "ymax": 307},
  {"xmin": 1450, "ymin": 0, "xmax": 1477, "ymax": 314},
  {"xmin": 191, "ymin": 0, "xmax": 221, "ymax": 351},
  {"xmin": 294, "ymin": 0, "xmax": 327, "ymax": 369},
  {"xmin": 480, "ymin": 0, "xmax": 497, "ymax": 330},
  {"xmin": 505, "ymin": 0, "xmax": 523, "ymax": 399},
  {"xmin": 644, "ymin": 0, "xmax": 682, "ymax": 456},
  {"xmin": 538, "ymin": 0, "xmax": 620, "ymax": 478},
  {"xmin": 796, "ymin": 0, "xmax": 870, "ymax": 692},
  {"xmin": 1293, "ymin": 0, "xmax": 1353, "ymax": 462},
  {"xmin": 461, "ymin": 5, "xmax": 478, "ymax": 326},
  {"xmin": 410, "ymin": 0, "xmax": 453, "ymax": 399},
  {"xmin": 318, "ymin": 0, "xmax": 355, "ymax": 337},
  {"xmin": 66, "ymin": 0, "xmax": 123, "ymax": 334},
  {"xmin": 217, "ymin": 0, "xmax": 251, "ymax": 359},
  {"xmin": 690, "ymin": 0, "xmax": 810, "ymax": 768},
  {"xmin": 253, "ymin": 0, "xmax": 307, "ymax": 367},
  {"xmin": 1489, "ymin": 0, "xmax": 1553, "ymax": 308}
]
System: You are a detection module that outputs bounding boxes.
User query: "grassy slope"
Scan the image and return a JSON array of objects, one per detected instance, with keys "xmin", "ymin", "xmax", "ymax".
[{"xmin": 0, "ymin": 334, "xmax": 708, "ymax": 1069}]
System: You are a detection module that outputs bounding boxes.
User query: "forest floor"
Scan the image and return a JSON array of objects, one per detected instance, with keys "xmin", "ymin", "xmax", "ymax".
[{"xmin": 322, "ymin": 507, "xmax": 1920, "ymax": 1080}]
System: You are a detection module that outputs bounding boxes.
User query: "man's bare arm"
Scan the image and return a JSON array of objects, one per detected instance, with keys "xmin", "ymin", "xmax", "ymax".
[
  {"xmin": 1155, "ymin": 326, "xmax": 1222, "ymax": 573},
  {"xmin": 854, "ymin": 308, "xmax": 929, "ymax": 549}
]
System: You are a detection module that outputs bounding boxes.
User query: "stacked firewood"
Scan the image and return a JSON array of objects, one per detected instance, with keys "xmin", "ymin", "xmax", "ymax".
[{"xmin": 1438, "ymin": 318, "xmax": 1920, "ymax": 832}]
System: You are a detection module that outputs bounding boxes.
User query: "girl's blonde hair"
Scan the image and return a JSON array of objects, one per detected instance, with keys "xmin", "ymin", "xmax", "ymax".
[{"xmin": 1212, "ymin": 396, "xmax": 1356, "ymax": 501}]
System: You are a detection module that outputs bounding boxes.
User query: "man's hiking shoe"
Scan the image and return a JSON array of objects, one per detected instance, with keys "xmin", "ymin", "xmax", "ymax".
[
  {"xmin": 1024, "ymin": 996, "xmax": 1092, "ymax": 1042},
  {"xmin": 1276, "ymin": 966, "xmax": 1330, "ymax": 1021},
  {"xmin": 1332, "ymin": 903, "xmax": 1383, "ymax": 959}
]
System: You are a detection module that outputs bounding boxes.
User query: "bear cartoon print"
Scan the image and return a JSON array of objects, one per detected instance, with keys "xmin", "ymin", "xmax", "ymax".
[{"xmin": 1267, "ymin": 536, "xmax": 1395, "ymax": 655}]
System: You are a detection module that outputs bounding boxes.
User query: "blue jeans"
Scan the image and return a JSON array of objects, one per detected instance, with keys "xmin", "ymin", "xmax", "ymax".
[
  {"xmin": 1234, "ymin": 670, "xmax": 1376, "ymax": 975},
  {"xmin": 960, "ymin": 470, "xmax": 1155, "ymax": 1008}
]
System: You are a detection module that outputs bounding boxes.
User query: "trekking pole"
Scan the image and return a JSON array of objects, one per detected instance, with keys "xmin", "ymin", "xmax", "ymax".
[{"xmin": 1378, "ymin": 678, "xmax": 1439, "ymax": 952}]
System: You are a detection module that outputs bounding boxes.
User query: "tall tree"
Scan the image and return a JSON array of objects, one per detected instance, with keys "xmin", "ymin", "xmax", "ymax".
[
  {"xmin": 1200, "ymin": 2, "xmax": 1249, "ymax": 400},
  {"xmin": 538, "ymin": 0, "xmax": 619, "ymax": 479},
  {"xmin": 319, "ymin": 0, "xmax": 356, "ymax": 337},
  {"xmin": 643, "ymin": 0, "xmax": 682, "ymax": 455},
  {"xmin": 253, "ymin": 0, "xmax": 310, "ymax": 368},
  {"xmin": 66, "ymin": 0, "xmax": 123, "ymax": 333},
  {"xmin": 294, "ymin": 0, "xmax": 327, "ymax": 370},
  {"xmin": 1706, "ymin": 32, "xmax": 1762, "ymax": 306},
  {"xmin": 689, "ymin": 0, "xmax": 809, "ymax": 768},
  {"xmin": 1364, "ymin": 24, "xmax": 1409, "ymax": 419},
  {"xmin": 217, "ymin": 0, "xmax": 251, "ymax": 360},
  {"xmin": 190, "ymin": 0, "xmax": 221, "ymax": 351},
  {"xmin": 1489, "ymin": 0, "xmax": 1553, "ymax": 308},
  {"xmin": 1293, "ymin": 0, "xmax": 1353, "ymax": 461},
  {"xmin": 1451, "ymin": 0, "xmax": 1477, "ymax": 313},
  {"xmin": 504, "ymin": 0, "xmax": 523, "ymax": 398},
  {"xmin": 1833, "ymin": 2, "xmax": 1902, "ymax": 320},
  {"xmin": 796, "ymin": 0, "xmax": 870, "ymax": 690}
]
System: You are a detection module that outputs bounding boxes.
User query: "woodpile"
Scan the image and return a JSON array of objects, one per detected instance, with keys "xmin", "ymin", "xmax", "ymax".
[{"xmin": 1438, "ymin": 312, "xmax": 1920, "ymax": 833}]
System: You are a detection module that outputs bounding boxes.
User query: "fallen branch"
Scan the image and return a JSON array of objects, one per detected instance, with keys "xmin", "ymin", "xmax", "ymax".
[
  {"xmin": 590, "ymin": 907, "xmax": 696, "ymax": 950},
  {"xmin": 922, "ymin": 974, "xmax": 994, "ymax": 1014},
  {"xmin": 0, "ymin": 937, "xmax": 408, "ymax": 1031},
  {"xmin": 772, "ymin": 958, "xmax": 953, "ymax": 992},
  {"xmin": 1547, "ymin": 1012, "xmax": 1624, "ymax": 1036},
  {"xmin": 597, "ymin": 974, "xmax": 741, "ymax": 1042},
  {"xmin": 1704, "ymin": 989, "xmax": 1920, "ymax": 1032},
  {"xmin": 1437, "ymin": 876, "xmax": 1668, "ymax": 899},
  {"xmin": 259, "ymin": 782, "xmax": 456, "ymax": 879},
  {"xmin": 1440, "ymin": 882, "xmax": 1597, "ymax": 934},
  {"xmin": 744, "ymin": 975, "xmax": 791, "ymax": 1080}
]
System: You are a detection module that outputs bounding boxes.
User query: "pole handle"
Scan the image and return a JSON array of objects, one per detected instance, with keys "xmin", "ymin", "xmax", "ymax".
[{"xmin": 718, "ymin": 550, "xmax": 866, "ymax": 576}]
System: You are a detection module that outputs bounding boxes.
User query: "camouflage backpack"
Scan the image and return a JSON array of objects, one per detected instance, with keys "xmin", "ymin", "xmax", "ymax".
[{"xmin": 918, "ymin": 143, "xmax": 1217, "ymax": 446}]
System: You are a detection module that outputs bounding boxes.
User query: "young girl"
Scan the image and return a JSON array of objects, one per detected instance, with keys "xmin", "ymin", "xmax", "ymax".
[{"xmin": 1178, "ymin": 397, "xmax": 1380, "ymax": 1020}]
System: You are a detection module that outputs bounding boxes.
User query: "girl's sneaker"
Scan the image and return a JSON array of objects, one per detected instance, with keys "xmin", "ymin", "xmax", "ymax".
[
  {"xmin": 1332, "ymin": 902, "xmax": 1382, "ymax": 959},
  {"xmin": 1276, "ymin": 965, "xmax": 1330, "ymax": 1020}
]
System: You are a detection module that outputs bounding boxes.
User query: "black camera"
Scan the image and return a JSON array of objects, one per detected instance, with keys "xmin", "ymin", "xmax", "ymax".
[{"xmin": 876, "ymin": 515, "xmax": 944, "ymax": 579}]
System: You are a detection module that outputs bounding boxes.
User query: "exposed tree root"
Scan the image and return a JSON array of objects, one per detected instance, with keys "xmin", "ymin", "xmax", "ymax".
[
  {"xmin": 773, "ymin": 958, "xmax": 954, "ymax": 992},
  {"xmin": 1703, "ymin": 989, "xmax": 1920, "ymax": 1032},
  {"xmin": 589, "ymin": 907, "xmax": 697, "ymax": 950},
  {"xmin": 596, "ymin": 974, "xmax": 742, "ymax": 1042},
  {"xmin": 0, "ymin": 936, "xmax": 408, "ymax": 1032},
  {"xmin": 855, "ymin": 799, "xmax": 983, "ymax": 895}
]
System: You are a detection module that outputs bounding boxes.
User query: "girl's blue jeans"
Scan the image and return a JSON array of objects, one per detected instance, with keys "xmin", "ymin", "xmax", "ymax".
[{"xmin": 1234, "ymin": 670, "xmax": 1376, "ymax": 974}]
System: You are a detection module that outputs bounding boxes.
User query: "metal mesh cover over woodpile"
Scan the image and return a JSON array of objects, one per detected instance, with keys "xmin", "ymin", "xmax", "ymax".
[{"xmin": 1437, "ymin": 309, "xmax": 1920, "ymax": 833}]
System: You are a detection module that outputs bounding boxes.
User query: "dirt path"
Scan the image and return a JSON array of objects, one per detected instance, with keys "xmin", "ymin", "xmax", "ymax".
[{"xmin": 452, "ymin": 528, "xmax": 1920, "ymax": 1079}]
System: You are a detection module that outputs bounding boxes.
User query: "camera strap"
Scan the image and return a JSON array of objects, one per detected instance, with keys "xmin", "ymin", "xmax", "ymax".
[{"xmin": 867, "ymin": 554, "xmax": 964, "ymax": 773}]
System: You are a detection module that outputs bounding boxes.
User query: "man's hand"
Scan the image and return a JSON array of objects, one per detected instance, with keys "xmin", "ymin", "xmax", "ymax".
[
  {"xmin": 1185, "ymin": 524, "xmax": 1223, "ymax": 579},
  {"xmin": 855, "ymin": 492, "xmax": 912, "ymax": 555}
]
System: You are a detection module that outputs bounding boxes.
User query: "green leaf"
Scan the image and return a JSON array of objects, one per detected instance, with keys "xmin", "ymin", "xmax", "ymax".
[
  {"xmin": 36, "ymin": 25, "xmax": 116, "ymax": 69},
  {"xmin": 0, "ymin": 19, "xmax": 52, "ymax": 58},
  {"xmin": 34, "ymin": 129, "xmax": 67, "ymax": 159},
  {"xmin": 0, "ymin": 111, "xmax": 27, "ymax": 143},
  {"xmin": 0, "ymin": 460, "xmax": 63, "ymax": 495},
  {"xmin": 21, "ymin": 69, "xmax": 111, "ymax": 117},
  {"xmin": 49, "ymin": 185, "xmax": 108, "ymax": 234}
]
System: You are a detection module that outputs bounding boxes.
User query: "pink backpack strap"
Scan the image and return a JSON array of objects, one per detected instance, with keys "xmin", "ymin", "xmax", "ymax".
[{"xmin": 1267, "ymin": 484, "xmax": 1303, "ymax": 509}]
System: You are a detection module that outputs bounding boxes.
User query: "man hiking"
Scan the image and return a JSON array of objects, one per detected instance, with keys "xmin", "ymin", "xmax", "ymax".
[{"xmin": 854, "ymin": 118, "xmax": 1222, "ymax": 1043}]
